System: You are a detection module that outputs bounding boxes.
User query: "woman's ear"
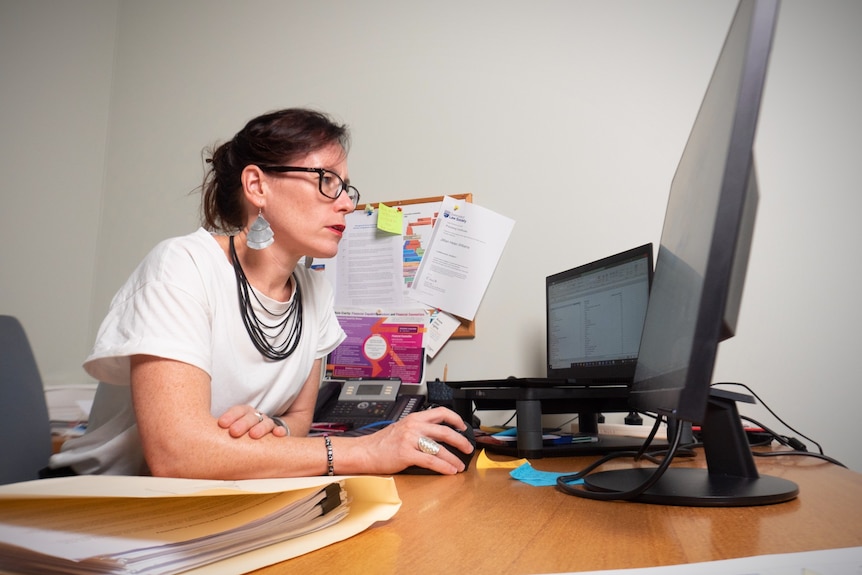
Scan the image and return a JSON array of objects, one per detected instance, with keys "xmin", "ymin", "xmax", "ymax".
[{"xmin": 241, "ymin": 165, "xmax": 266, "ymax": 208}]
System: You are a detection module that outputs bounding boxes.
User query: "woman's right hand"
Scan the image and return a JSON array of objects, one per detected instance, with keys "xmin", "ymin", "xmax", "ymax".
[
  {"xmin": 336, "ymin": 407, "xmax": 474, "ymax": 475},
  {"xmin": 217, "ymin": 404, "xmax": 288, "ymax": 439}
]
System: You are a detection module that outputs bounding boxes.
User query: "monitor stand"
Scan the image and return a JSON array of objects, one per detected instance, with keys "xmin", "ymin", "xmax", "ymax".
[
  {"xmin": 485, "ymin": 408, "xmax": 666, "ymax": 459},
  {"xmin": 451, "ymin": 384, "xmax": 667, "ymax": 458},
  {"xmin": 582, "ymin": 390, "xmax": 799, "ymax": 506}
]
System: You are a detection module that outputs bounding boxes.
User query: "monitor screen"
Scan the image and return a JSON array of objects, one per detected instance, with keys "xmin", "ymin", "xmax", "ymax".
[
  {"xmin": 559, "ymin": 0, "xmax": 798, "ymax": 506},
  {"xmin": 546, "ymin": 244, "xmax": 653, "ymax": 385},
  {"xmin": 627, "ymin": 0, "xmax": 773, "ymax": 424}
]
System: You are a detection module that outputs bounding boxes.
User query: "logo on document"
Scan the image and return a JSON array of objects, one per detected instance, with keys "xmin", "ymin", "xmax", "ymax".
[{"xmin": 442, "ymin": 209, "xmax": 467, "ymax": 224}]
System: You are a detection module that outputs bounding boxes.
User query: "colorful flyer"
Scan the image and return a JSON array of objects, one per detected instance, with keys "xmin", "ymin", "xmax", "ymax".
[{"xmin": 328, "ymin": 309, "xmax": 428, "ymax": 384}]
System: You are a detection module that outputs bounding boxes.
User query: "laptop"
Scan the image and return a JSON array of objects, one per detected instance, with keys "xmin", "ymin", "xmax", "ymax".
[{"xmin": 447, "ymin": 243, "xmax": 653, "ymax": 389}]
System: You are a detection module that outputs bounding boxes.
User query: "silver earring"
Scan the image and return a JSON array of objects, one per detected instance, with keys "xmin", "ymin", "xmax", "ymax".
[{"xmin": 247, "ymin": 209, "xmax": 274, "ymax": 250}]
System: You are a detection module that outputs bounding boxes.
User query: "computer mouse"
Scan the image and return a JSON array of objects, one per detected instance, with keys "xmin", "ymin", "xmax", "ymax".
[{"xmin": 400, "ymin": 423, "xmax": 476, "ymax": 475}]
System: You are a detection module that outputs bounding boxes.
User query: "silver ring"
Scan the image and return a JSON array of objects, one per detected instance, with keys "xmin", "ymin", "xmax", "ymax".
[
  {"xmin": 254, "ymin": 411, "xmax": 264, "ymax": 423},
  {"xmin": 418, "ymin": 436, "xmax": 441, "ymax": 456}
]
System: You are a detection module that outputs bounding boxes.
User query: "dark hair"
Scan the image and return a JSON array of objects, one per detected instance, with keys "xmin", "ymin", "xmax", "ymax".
[{"xmin": 201, "ymin": 108, "xmax": 350, "ymax": 232}]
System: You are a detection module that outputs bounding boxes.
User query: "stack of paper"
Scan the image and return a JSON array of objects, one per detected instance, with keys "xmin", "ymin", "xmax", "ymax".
[{"xmin": 0, "ymin": 475, "xmax": 400, "ymax": 574}]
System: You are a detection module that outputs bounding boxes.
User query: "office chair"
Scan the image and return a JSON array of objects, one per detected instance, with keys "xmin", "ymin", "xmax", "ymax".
[{"xmin": 0, "ymin": 315, "xmax": 53, "ymax": 485}]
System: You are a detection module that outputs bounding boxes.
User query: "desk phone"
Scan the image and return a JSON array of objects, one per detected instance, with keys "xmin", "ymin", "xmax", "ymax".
[{"xmin": 314, "ymin": 378, "xmax": 425, "ymax": 429}]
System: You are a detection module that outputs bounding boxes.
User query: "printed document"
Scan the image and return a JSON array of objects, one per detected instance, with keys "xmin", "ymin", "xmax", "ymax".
[
  {"xmin": 409, "ymin": 196, "xmax": 514, "ymax": 320},
  {"xmin": 331, "ymin": 209, "xmax": 405, "ymax": 308}
]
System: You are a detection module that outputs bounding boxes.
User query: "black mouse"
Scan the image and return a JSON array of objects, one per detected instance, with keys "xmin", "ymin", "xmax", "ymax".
[{"xmin": 401, "ymin": 423, "xmax": 476, "ymax": 475}]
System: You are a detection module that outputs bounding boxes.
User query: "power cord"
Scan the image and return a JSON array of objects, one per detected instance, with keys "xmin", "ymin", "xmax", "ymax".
[
  {"xmin": 556, "ymin": 415, "xmax": 684, "ymax": 501},
  {"xmin": 739, "ymin": 414, "xmax": 804, "ymax": 450},
  {"xmin": 712, "ymin": 381, "xmax": 824, "ymax": 454},
  {"xmin": 556, "ymin": 388, "xmax": 848, "ymax": 501},
  {"xmin": 753, "ymin": 449, "xmax": 846, "ymax": 468},
  {"xmin": 739, "ymin": 414, "xmax": 847, "ymax": 468},
  {"xmin": 713, "ymin": 382, "xmax": 846, "ymax": 468}
]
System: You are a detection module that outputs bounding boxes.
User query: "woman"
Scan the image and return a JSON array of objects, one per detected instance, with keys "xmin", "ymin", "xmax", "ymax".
[{"xmin": 48, "ymin": 108, "xmax": 472, "ymax": 479}]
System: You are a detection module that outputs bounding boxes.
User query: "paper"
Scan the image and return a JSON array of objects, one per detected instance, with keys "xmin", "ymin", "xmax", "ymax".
[
  {"xmin": 332, "ymin": 209, "xmax": 405, "ymax": 308},
  {"xmin": 424, "ymin": 310, "xmax": 462, "ymax": 358},
  {"xmin": 475, "ymin": 449, "xmax": 528, "ymax": 469},
  {"xmin": 510, "ymin": 462, "xmax": 584, "ymax": 487},
  {"xmin": 328, "ymin": 309, "xmax": 428, "ymax": 384},
  {"xmin": 376, "ymin": 203, "xmax": 403, "ymax": 235},
  {"xmin": 0, "ymin": 475, "xmax": 401, "ymax": 575},
  {"xmin": 44, "ymin": 385, "xmax": 97, "ymax": 422},
  {"xmin": 317, "ymin": 196, "xmax": 482, "ymax": 348},
  {"xmin": 0, "ymin": 485, "xmax": 345, "ymax": 566},
  {"xmin": 409, "ymin": 196, "xmax": 514, "ymax": 320},
  {"xmin": 399, "ymin": 200, "xmax": 449, "ymax": 292}
]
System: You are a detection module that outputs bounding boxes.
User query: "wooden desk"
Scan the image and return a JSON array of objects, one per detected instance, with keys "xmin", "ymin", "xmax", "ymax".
[{"xmin": 253, "ymin": 451, "xmax": 862, "ymax": 575}]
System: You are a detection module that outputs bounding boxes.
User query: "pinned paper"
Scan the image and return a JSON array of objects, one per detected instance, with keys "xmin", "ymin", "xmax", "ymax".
[
  {"xmin": 409, "ymin": 195, "xmax": 514, "ymax": 321},
  {"xmin": 425, "ymin": 310, "xmax": 461, "ymax": 359},
  {"xmin": 376, "ymin": 203, "xmax": 403, "ymax": 234}
]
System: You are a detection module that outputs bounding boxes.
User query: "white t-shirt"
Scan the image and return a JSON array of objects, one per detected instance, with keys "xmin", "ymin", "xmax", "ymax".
[{"xmin": 50, "ymin": 228, "xmax": 346, "ymax": 475}]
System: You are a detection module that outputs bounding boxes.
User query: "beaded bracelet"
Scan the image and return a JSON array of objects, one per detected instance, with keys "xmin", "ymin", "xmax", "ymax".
[{"xmin": 324, "ymin": 435, "xmax": 335, "ymax": 476}]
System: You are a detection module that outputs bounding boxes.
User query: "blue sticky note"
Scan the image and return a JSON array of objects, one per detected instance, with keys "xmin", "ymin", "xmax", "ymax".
[{"xmin": 509, "ymin": 462, "xmax": 584, "ymax": 487}]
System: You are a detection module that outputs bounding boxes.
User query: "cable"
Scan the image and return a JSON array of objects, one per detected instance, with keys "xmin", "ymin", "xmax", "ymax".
[
  {"xmin": 352, "ymin": 420, "xmax": 393, "ymax": 433},
  {"xmin": 739, "ymin": 414, "xmax": 798, "ymax": 450},
  {"xmin": 712, "ymin": 382, "xmax": 825, "ymax": 455},
  {"xmin": 633, "ymin": 413, "xmax": 664, "ymax": 460},
  {"xmin": 556, "ymin": 382, "xmax": 846, "ymax": 501},
  {"xmin": 555, "ymin": 414, "xmax": 580, "ymax": 429},
  {"xmin": 737, "ymin": 415, "xmax": 847, "ymax": 468},
  {"xmin": 495, "ymin": 410, "xmax": 517, "ymax": 427},
  {"xmin": 702, "ymin": 389, "xmax": 846, "ymax": 469},
  {"xmin": 556, "ymin": 416, "xmax": 684, "ymax": 501},
  {"xmin": 753, "ymin": 449, "xmax": 846, "ymax": 468}
]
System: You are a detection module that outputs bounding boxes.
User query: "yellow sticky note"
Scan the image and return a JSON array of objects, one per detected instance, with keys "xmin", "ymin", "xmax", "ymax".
[
  {"xmin": 476, "ymin": 449, "xmax": 529, "ymax": 469},
  {"xmin": 377, "ymin": 203, "xmax": 403, "ymax": 235}
]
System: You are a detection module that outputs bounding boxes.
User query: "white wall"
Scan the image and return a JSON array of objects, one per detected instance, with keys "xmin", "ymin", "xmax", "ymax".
[
  {"xmin": 2, "ymin": 0, "xmax": 860, "ymax": 471},
  {"xmin": 0, "ymin": 0, "xmax": 117, "ymax": 386}
]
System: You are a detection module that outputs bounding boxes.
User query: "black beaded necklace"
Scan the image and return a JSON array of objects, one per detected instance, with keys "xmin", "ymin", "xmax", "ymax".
[{"xmin": 229, "ymin": 235, "xmax": 303, "ymax": 360}]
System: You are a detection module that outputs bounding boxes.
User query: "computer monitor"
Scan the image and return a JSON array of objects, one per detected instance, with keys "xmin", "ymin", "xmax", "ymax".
[
  {"xmin": 565, "ymin": 0, "xmax": 799, "ymax": 506},
  {"xmin": 546, "ymin": 243, "xmax": 653, "ymax": 386},
  {"xmin": 447, "ymin": 244, "xmax": 655, "ymax": 457}
]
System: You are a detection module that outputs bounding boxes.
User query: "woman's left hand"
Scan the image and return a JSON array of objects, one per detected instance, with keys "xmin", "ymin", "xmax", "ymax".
[{"xmin": 218, "ymin": 405, "xmax": 289, "ymax": 439}]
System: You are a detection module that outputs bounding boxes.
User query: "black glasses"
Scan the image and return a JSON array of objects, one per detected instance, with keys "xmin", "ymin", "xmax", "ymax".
[{"xmin": 258, "ymin": 165, "xmax": 360, "ymax": 208}]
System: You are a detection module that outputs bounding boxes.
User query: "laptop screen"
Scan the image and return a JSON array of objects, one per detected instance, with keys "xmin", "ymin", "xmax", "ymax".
[{"xmin": 546, "ymin": 244, "xmax": 653, "ymax": 385}]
